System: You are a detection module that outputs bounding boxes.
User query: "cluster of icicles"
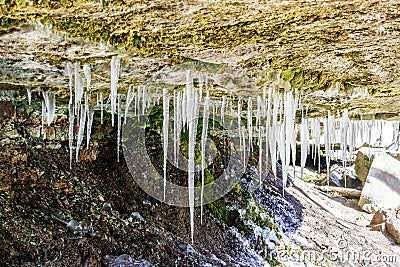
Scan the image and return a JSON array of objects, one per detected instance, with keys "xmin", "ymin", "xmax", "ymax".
[{"xmin": 34, "ymin": 56, "xmax": 400, "ymax": 243}]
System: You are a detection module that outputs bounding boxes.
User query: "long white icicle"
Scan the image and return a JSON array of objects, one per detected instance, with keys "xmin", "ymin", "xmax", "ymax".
[
  {"xmin": 200, "ymin": 91, "xmax": 210, "ymax": 224},
  {"xmin": 163, "ymin": 88, "xmax": 169, "ymax": 200}
]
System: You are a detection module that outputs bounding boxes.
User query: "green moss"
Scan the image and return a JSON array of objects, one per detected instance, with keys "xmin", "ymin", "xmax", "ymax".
[
  {"xmin": 280, "ymin": 69, "xmax": 295, "ymax": 82},
  {"xmin": 208, "ymin": 199, "xmax": 239, "ymax": 227},
  {"xmin": 343, "ymin": 82, "xmax": 356, "ymax": 92},
  {"xmin": 209, "ymin": 183, "xmax": 277, "ymax": 236}
]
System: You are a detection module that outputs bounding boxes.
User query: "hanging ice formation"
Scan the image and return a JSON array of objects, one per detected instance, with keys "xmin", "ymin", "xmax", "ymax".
[
  {"xmin": 221, "ymin": 96, "xmax": 226, "ymax": 124},
  {"xmin": 237, "ymin": 99, "xmax": 242, "ymax": 160},
  {"xmin": 173, "ymin": 90, "xmax": 178, "ymax": 166},
  {"xmin": 76, "ymin": 104, "xmax": 86, "ymax": 161},
  {"xmin": 66, "ymin": 62, "xmax": 73, "ymax": 104},
  {"xmin": 162, "ymin": 88, "xmax": 169, "ymax": 200},
  {"xmin": 186, "ymin": 70, "xmax": 198, "ymax": 244},
  {"xmin": 324, "ymin": 112, "xmax": 335, "ymax": 185},
  {"xmin": 313, "ymin": 118, "xmax": 321, "ymax": 173},
  {"xmin": 100, "ymin": 92, "xmax": 104, "ymax": 125},
  {"xmin": 269, "ymin": 90, "xmax": 279, "ymax": 179},
  {"xmin": 110, "ymin": 56, "xmax": 120, "ymax": 127},
  {"xmin": 41, "ymin": 100, "xmax": 46, "ymax": 139},
  {"xmin": 68, "ymin": 103, "xmax": 74, "ymax": 169},
  {"xmin": 124, "ymin": 86, "xmax": 135, "ymax": 125},
  {"xmin": 300, "ymin": 116, "xmax": 309, "ymax": 179},
  {"xmin": 258, "ymin": 126, "xmax": 263, "ymax": 185},
  {"xmin": 242, "ymin": 126, "xmax": 247, "ymax": 169},
  {"xmin": 74, "ymin": 62, "xmax": 84, "ymax": 112},
  {"xmin": 83, "ymin": 64, "xmax": 91, "ymax": 90},
  {"xmin": 42, "ymin": 91, "xmax": 56, "ymax": 126},
  {"xmin": 247, "ymin": 97, "xmax": 253, "ymax": 152},
  {"xmin": 200, "ymin": 91, "xmax": 210, "ymax": 224},
  {"xmin": 117, "ymin": 94, "xmax": 122, "ymax": 162},
  {"xmin": 86, "ymin": 105, "xmax": 94, "ymax": 149},
  {"xmin": 27, "ymin": 88, "xmax": 32, "ymax": 105},
  {"xmin": 174, "ymin": 91, "xmax": 182, "ymax": 166},
  {"xmin": 49, "ymin": 59, "xmax": 400, "ymax": 241},
  {"xmin": 284, "ymin": 91, "xmax": 296, "ymax": 179},
  {"xmin": 340, "ymin": 109, "xmax": 350, "ymax": 187}
]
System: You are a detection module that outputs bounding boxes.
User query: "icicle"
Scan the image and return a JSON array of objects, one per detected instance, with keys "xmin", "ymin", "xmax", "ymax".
[
  {"xmin": 186, "ymin": 71, "xmax": 197, "ymax": 243},
  {"xmin": 133, "ymin": 89, "xmax": 138, "ymax": 117},
  {"xmin": 142, "ymin": 87, "xmax": 147, "ymax": 115},
  {"xmin": 182, "ymin": 76, "xmax": 188, "ymax": 126},
  {"xmin": 221, "ymin": 96, "xmax": 226, "ymax": 124},
  {"xmin": 74, "ymin": 62, "xmax": 84, "ymax": 112},
  {"xmin": 100, "ymin": 92, "xmax": 104, "ymax": 125},
  {"xmin": 262, "ymin": 86, "xmax": 267, "ymax": 116},
  {"xmin": 247, "ymin": 97, "xmax": 253, "ymax": 151},
  {"xmin": 110, "ymin": 56, "xmax": 120, "ymax": 127},
  {"xmin": 173, "ymin": 90, "xmax": 178, "ymax": 166},
  {"xmin": 300, "ymin": 117, "xmax": 309, "ymax": 179},
  {"xmin": 76, "ymin": 104, "xmax": 86, "ymax": 161},
  {"xmin": 284, "ymin": 92, "xmax": 296, "ymax": 171},
  {"xmin": 269, "ymin": 91, "xmax": 279, "ymax": 179},
  {"xmin": 41, "ymin": 100, "xmax": 46, "ymax": 139},
  {"xmin": 117, "ymin": 94, "xmax": 121, "ymax": 162},
  {"xmin": 212, "ymin": 102, "xmax": 216, "ymax": 128},
  {"xmin": 278, "ymin": 122, "xmax": 287, "ymax": 195},
  {"xmin": 67, "ymin": 62, "xmax": 73, "ymax": 105},
  {"xmin": 162, "ymin": 88, "xmax": 169, "ymax": 200},
  {"xmin": 324, "ymin": 112, "xmax": 334, "ymax": 185},
  {"xmin": 124, "ymin": 86, "xmax": 135, "ymax": 125},
  {"xmin": 242, "ymin": 126, "xmax": 247, "ymax": 169},
  {"xmin": 199, "ymin": 73, "xmax": 203, "ymax": 103},
  {"xmin": 68, "ymin": 103, "xmax": 74, "ymax": 169},
  {"xmin": 43, "ymin": 91, "xmax": 56, "ymax": 126},
  {"xmin": 27, "ymin": 88, "xmax": 32, "ymax": 105},
  {"xmin": 200, "ymin": 91, "xmax": 210, "ymax": 224},
  {"xmin": 341, "ymin": 109, "xmax": 350, "ymax": 187},
  {"xmin": 86, "ymin": 106, "xmax": 94, "ymax": 149},
  {"xmin": 256, "ymin": 96, "xmax": 261, "ymax": 128},
  {"xmin": 265, "ymin": 86, "xmax": 273, "ymax": 171},
  {"xmin": 48, "ymin": 92, "xmax": 56, "ymax": 126},
  {"xmin": 310, "ymin": 119, "xmax": 316, "ymax": 160},
  {"xmin": 314, "ymin": 118, "xmax": 321, "ymax": 173},
  {"xmin": 83, "ymin": 63, "xmax": 91, "ymax": 90},
  {"xmin": 258, "ymin": 126, "xmax": 263, "ymax": 186},
  {"xmin": 237, "ymin": 99, "xmax": 242, "ymax": 153},
  {"xmin": 176, "ymin": 91, "xmax": 182, "ymax": 166}
]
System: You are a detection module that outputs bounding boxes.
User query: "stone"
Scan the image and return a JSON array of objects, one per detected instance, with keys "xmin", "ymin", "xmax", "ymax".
[
  {"xmin": 369, "ymin": 208, "xmax": 400, "ymax": 245},
  {"xmin": 355, "ymin": 147, "xmax": 400, "ymax": 186},
  {"xmin": 386, "ymin": 218, "xmax": 400, "ymax": 245},
  {"xmin": 369, "ymin": 210, "xmax": 385, "ymax": 231},
  {"xmin": 358, "ymin": 152, "xmax": 400, "ymax": 213}
]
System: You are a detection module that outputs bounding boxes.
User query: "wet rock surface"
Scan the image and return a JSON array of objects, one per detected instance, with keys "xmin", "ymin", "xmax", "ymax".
[
  {"xmin": 1, "ymin": 1, "xmax": 400, "ymax": 118},
  {"xmin": 0, "ymin": 102, "xmax": 280, "ymax": 266}
]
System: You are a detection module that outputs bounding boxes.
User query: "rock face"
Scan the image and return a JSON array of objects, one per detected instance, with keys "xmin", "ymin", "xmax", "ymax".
[
  {"xmin": 354, "ymin": 147, "xmax": 400, "ymax": 186},
  {"xmin": 369, "ymin": 207, "xmax": 400, "ymax": 245},
  {"xmin": 358, "ymin": 152, "xmax": 400, "ymax": 213}
]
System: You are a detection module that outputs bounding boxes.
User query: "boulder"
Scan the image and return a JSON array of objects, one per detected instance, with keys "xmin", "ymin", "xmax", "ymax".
[
  {"xmin": 368, "ymin": 207, "xmax": 400, "ymax": 244},
  {"xmin": 358, "ymin": 152, "xmax": 400, "ymax": 213},
  {"xmin": 354, "ymin": 147, "xmax": 400, "ymax": 186}
]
